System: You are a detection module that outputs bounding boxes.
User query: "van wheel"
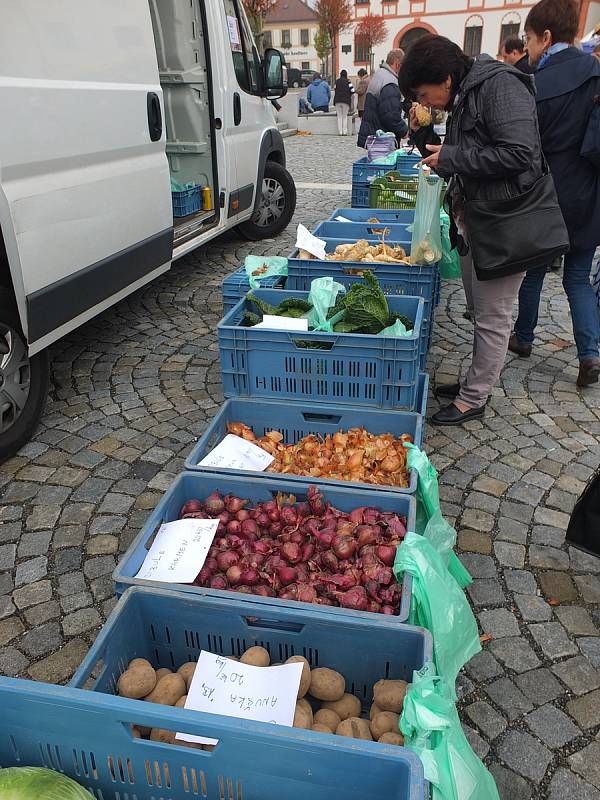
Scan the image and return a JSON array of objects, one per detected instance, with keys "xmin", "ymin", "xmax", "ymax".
[
  {"xmin": 292, "ymin": 81, "xmax": 300, "ymax": 88},
  {"xmin": 238, "ymin": 161, "xmax": 296, "ymax": 241},
  {"xmin": 0, "ymin": 296, "xmax": 49, "ymax": 463}
]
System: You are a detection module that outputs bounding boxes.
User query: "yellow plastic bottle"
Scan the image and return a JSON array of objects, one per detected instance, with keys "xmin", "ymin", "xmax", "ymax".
[{"xmin": 202, "ymin": 186, "xmax": 213, "ymax": 211}]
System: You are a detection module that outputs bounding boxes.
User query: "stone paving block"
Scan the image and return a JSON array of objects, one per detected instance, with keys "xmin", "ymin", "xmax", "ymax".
[
  {"xmin": 0, "ymin": 646, "xmax": 29, "ymax": 676},
  {"xmin": 0, "ymin": 617, "xmax": 24, "ymax": 647},
  {"xmin": 461, "ymin": 723, "xmax": 489, "ymax": 759},
  {"xmin": 504, "ymin": 570, "xmax": 537, "ymax": 595},
  {"xmin": 529, "ymin": 545, "xmax": 570, "ymax": 570},
  {"xmin": 496, "ymin": 518, "xmax": 528, "ymax": 545},
  {"xmin": 459, "ymin": 554, "xmax": 497, "ymax": 579},
  {"xmin": 12, "ymin": 580, "xmax": 52, "ymax": 609},
  {"xmin": 494, "ymin": 542, "xmax": 525, "ymax": 568},
  {"xmin": 62, "ymin": 607, "xmax": 102, "ymax": 636},
  {"xmin": 489, "ymin": 636, "xmax": 540, "ymax": 673},
  {"xmin": 489, "ymin": 764, "xmax": 531, "ymax": 800},
  {"xmin": 552, "ymin": 656, "xmax": 600, "ymax": 696},
  {"xmin": 529, "ymin": 622, "xmax": 578, "ymax": 659},
  {"xmin": 496, "ymin": 729, "xmax": 552, "ymax": 782},
  {"xmin": 570, "ymin": 547, "xmax": 600, "ymax": 573},
  {"xmin": 19, "ymin": 622, "xmax": 62, "ymax": 658},
  {"xmin": 17, "ymin": 531, "xmax": 52, "ymax": 558},
  {"xmin": 548, "ymin": 769, "xmax": 600, "ymax": 800},
  {"xmin": 514, "ymin": 593, "xmax": 553, "ymax": 622},
  {"xmin": 540, "ymin": 571, "xmax": 578, "ymax": 602},
  {"xmin": 531, "ymin": 525, "xmax": 566, "ymax": 548},
  {"xmin": 457, "ymin": 530, "xmax": 492, "ymax": 554},
  {"xmin": 525, "ymin": 703, "xmax": 581, "ymax": 748},
  {"xmin": 515, "ymin": 668, "xmax": 563, "ymax": 706},
  {"xmin": 578, "ymin": 637, "xmax": 600, "ymax": 667},
  {"xmin": 467, "ymin": 579, "xmax": 505, "ymax": 607},
  {"xmin": 575, "ymin": 574, "xmax": 600, "ymax": 603},
  {"xmin": 14, "ymin": 557, "xmax": 48, "ymax": 587},
  {"xmin": 461, "ymin": 508, "xmax": 494, "ymax": 532},
  {"xmin": 24, "ymin": 600, "xmax": 60, "ymax": 626},
  {"xmin": 570, "ymin": 742, "xmax": 600, "ymax": 791},
  {"xmin": 27, "ymin": 638, "xmax": 89, "ymax": 683},
  {"xmin": 464, "ymin": 650, "xmax": 503, "ymax": 682},
  {"xmin": 567, "ymin": 688, "xmax": 600, "ymax": 729},
  {"xmin": 479, "ymin": 608, "xmax": 520, "ymax": 639},
  {"xmin": 465, "ymin": 700, "xmax": 507, "ymax": 740},
  {"xmin": 486, "ymin": 677, "xmax": 533, "ymax": 719},
  {"xmin": 556, "ymin": 606, "xmax": 599, "ymax": 636},
  {"xmin": 0, "ymin": 544, "xmax": 16, "ymax": 570}
]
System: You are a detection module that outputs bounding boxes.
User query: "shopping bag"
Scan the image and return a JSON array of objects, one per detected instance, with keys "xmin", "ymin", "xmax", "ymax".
[
  {"xmin": 411, "ymin": 166, "xmax": 443, "ymax": 265},
  {"xmin": 306, "ymin": 276, "xmax": 346, "ymax": 331},
  {"xmin": 439, "ymin": 211, "xmax": 461, "ymax": 279},
  {"xmin": 244, "ymin": 256, "xmax": 288, "ymax": 290},
  {"xmin": 366, "ymin": 130, "xmax": 397, "ymax": 162},
  {"xmin": 401, "ymin": 663, "xmax": 501, "ymax": 800}
]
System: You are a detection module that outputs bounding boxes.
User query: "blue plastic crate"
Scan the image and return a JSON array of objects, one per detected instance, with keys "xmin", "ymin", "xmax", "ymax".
[
  {"xmin": 351, "ymin": 183, "xmax": 370, "ymax": 208},
  {"xmin": 330, "ymin": 207, "xmax": 416, "ymax": 224},
  {"xmin": 313, "ymin": 220, "xmax": 412, "ymax": 240},
  {"xmin": 219, "ymin": 289, "xmax": 424, "ymax": 410},
  {"xmin": 67, "ymin": 586, "xmax": 429, "ymax": 800},
  {"xmin": 222, "ymin": 267, "xmax": 287, "ymax": 313},
  {"xmin": 352, "ymin": 155, "xmax": 421, "ymax": 185},
  {"xmin": 113, "ymin": 472, "xmax": 416, "ymax": 621},
  {"xmin": 184, "ymin": 378, "xmax": 427, "ymax": 495},
  {"xmin": 172, "ymin": 185, "xmax": 202, "ymax": 217}
]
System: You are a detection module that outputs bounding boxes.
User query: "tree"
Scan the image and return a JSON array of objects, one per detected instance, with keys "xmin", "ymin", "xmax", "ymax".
[
  {"xmin": 315, "ymin": 0, "xmax": 353, "ymax": 81},
  {"xmin": 314, "ymin": 26, "xmax": 331, "ymax": 74},
  {"xmin": 355, "ymin": 14, "xmax": 388, "ymax": 74},
  {"xmin": 242, "ymin": 0, "xmax": 276, "ymax": 51}
]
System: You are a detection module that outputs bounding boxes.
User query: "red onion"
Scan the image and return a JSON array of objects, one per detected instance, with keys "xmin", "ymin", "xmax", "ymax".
[
  {"xmin": 263, "ymin": 500, "xmax": 277, "ymax": 514},
  {"xmin": 349, "ymin": 507, "xmax": 366, "ymax": 525},
  {"xmin": 256, "ymin": 513, "xmax": 270, "ymax": 529},
  {"xmin": 224, "ymin": 495, "xmax": 247, "ymax": 514},
  {"xmin": 253, "ymin": 585, "xmax": 275, "ymax": 597},
  {"xmin": 301, "ymin": 541, "xmax": 315, "ymax": 562},
  {"xmin": 356, "ymin": 525, "xmax": 379, "ymax": 548},
  {"xmin": 204, "ymin": 492, "xmax": 225, "ymax": 515},
  {"xmin": 210, "ymin": 573, "xmax": 228, "ymax": 590},
  {"xmin": 280, "ymin": 506, "xmax": 298, "ymax": 527},
  {"xmin": 297, "ymin": 583, "xmax": 317, "ymax": 603},
  {"xmin": 366, "ymin": 600, "xmax": 381, "ymax": 613},
  {"xmin": 277, "ymin": 565, "xmax": 297, "ymax": 585},
  {"xmin": 278, "ymin": 584, "xmax": 298, "ymax": 601},
  {"xmin": 315, "ymin": 530, "xmax": 335, "ymax": 551},
  {"xmin": 385, "ymin": 515, "xmax": 407, "ymax": 538},
  {"xmin": 216, "ymin": 550, "xmax": 239, "ymax": 572},
  {"xmin": 381, "ymin": 605, "xmax": 396, "ymax": 615},
  {"xmin": 363, "ymin": 508, "xmax": 381, "ymax": 525},
  {"xmin": 320, "ymin": 550, "xmax": 339, "ymax": 573},
  {"xmin": 295, "ymin": 563, "xmax": 309, "ymax": 583},
  {"xmin": 325, "ymin": 573, "xmax": 356, "ymax": 591},
  {"xmin": 239, "ymin": 568, "xmax": 259, "ymax": 586},
  {"xmin": 226, "ymin": 520, "xmax": 241, "ymax": 536},
  {"xmin": 226, "ymin": 564, "xmax": 242, "ymax": 585},
  {"xmin": 269, "ymin": 522, "xmax": 283, "ymax": 536},
  {"xmin": 290, "ymin": 530, "xmax": 304, "ymax": 545},
  {"xmin": 281, "ymin": 542, "xmax": 301, "ymax": 564},
  {"xmin": 376, "ymin": 545, "xmax": 397, "ymax": 567},
  {"xmin": 218, "ymin": 511, "xmax": 231, "ymax": 526},
  {"xmin": 240, "ymin": 519, "xmax": 259, "ymax": 540},
  {"xmin": 335, "ymin": 520, "xmax": 355, "ymax": 537},
  {"xmin": 196, "ymin": 565, "xmax": 213, "ymax": 585},
  {"xmin": 268, "ymin": 510, "xmax": 280, "ymax": 524},
  {"xmin": 332, "ymin": 535, "xmax": 356, "ymax": 561},
  {"xmin": 180, "ymin": 499, "xmax": 203, "ymax": 517},
  {"xmin": 181, "ymin": 511, "xmax": 206, "ymax": 519},
  {"xmin": 236, "ymin": 509, "xmax": 250, "ymax": 522},
  {"xmin": 296, "ymin": 502, "xmax": 311, "ymax": 517},
  {"xmin": 253, "ymin": 540, "xmax": 271, "ymax": 555},
  {"xmin": 316, "ymin": 596, "xmax": 334, "ymax": 606},
  {"xmin": 364, "ymin": 580, "xmax": 382, "ymax": 601},
  {"xmin": 336, "ymin": 586, "xmax": 368, "ymax": 611}
]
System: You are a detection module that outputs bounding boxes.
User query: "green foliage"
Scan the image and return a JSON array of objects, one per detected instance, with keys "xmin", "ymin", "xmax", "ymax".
[{"xmin": 314, "ymin": 26, "xmax": 331, "ymax": 61}]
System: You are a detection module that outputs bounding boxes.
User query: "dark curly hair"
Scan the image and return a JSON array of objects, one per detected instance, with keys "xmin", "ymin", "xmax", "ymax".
[{"xmin": 399, "ymin": 34, "xmax": 473, "ymax": 104}]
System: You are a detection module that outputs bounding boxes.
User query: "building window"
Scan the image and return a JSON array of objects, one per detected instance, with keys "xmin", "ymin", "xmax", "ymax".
[
  {"xmin": 354, "ymin": 34, "xmax": 369, "ymax": 63},
  {"xmin": 300, "ymin": 28, "xmax": 309, "ymax": 46},
  {"xmin": 464, "ymin": 16, "xmax": 483, "ymax": 56},
  {"xmin": 499, "ymin": 22, "xmax": 520, "ymax": 46},
  {"xmin": 356, "ymin": 0, "xmax": 370, "ymax": 4},
  {"xmin": 383, "ymin": 2, "xmax": 396, "ymax": 13},
  {"xmin": 302, "ymin": 61, "xmax": 310, "ymax": 70},
  {"xmin": 281, "ymin": 29, "xmax": 291, "ymax": 48},
  {"xmin": 263, "ymin": 30, "xmax": 272, "ymax": 48}
]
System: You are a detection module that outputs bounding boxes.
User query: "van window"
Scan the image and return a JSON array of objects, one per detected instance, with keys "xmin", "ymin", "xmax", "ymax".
[{"xmin": 223, "ymin": 0, "xmax": 262, "ymax": 95}]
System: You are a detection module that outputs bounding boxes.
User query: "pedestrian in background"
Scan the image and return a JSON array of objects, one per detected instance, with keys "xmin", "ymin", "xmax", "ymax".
[
  {"xmin": 500, "ymin": 34, "xmax": 535, "ymax": 74},
  {"xmin": 509, "ymin": 0, "xmax": 600, "ymax": 386},
  {"xmin": 356, "ymin": 68, "xmax": 370, "ymax": 118},
  {"xmin": 357, "ymin": 49, "xmax": 408, "ymax": 147},
  {"xmin": 333, "ymin": 69, "xmax": 356, "ymax": 135},
  {"xmin": 306, "ymin": 73, "xmax": 330, "ymax": 112},
  {"xmin": 400, "ymin": 35, "xmax": 548, "ymax": 426}
]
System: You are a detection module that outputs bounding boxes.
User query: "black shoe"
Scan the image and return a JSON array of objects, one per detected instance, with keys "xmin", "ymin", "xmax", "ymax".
[
  {"xmin": 430, "ymin": 403, "xmax": 485, "ymax": 426},
  {"xmin": 434, "ymin": 382, "xmax": 461, "ymax": 400},
  {"xmin": 463, "ymin": 310, "xmax": 473, "ymax": 322},
  {"xmin": 508, "ymin": 333, "xmax": 532, "ymax": 358}
]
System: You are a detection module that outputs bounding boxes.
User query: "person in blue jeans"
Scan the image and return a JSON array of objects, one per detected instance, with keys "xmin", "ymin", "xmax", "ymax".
[{"xmin": 509, "ymin": 0, "xmax": 600, "ymax": 386}]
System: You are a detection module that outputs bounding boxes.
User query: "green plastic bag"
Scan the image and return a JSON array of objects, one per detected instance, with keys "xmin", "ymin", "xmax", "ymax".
[
  {"xmin": 371, "ymin": 146, "xmax": 410, "ymax": 166},
  {"xmin": 170, "ymin": 178, "xmax": 197, "ymax": 192},
  {"xmin": 377, "ymin": 318, "xmax": 412, "ymax": 337},
  {"xmin": 405, "ymin": 444, "xmax": 472, "ymax": 589},
  {"xmin": 439, "ymin": 212, "xmax": 461, "ymax": 279},
  {"xmin": 401, "ymin": 663, "xmax": 500, "ymax": 800},
  {"xmin": 306, "ymin": 277, "xmax": 346, "ymax": 331},
  {"xmin": 244, "ymin": 255, "xmax": 288, "ymax": 290},
  {"xmin": 410, "ymin": 167, "xmax": 443, "ymax": 265}
]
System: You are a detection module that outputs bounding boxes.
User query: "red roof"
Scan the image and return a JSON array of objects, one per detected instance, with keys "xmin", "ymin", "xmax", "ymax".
[{"xmin": 265, "ymin": 0, "xmax": 318, "ymax": 24}]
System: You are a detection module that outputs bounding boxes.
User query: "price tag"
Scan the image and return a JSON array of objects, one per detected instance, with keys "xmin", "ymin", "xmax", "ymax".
[
  {"xmin": 176, "ymin": 651, "xmax": 303, "ymax": 746},
  {"xmin": 296, "ymin": 223, "xmax": 327, "ymax": 260},
  {"xmin": 198, "ymin": 434, "xmax": 274, "ymax": 471},
  {"xmin": 135, "ymin": 519, "xmax": 218, "ymax": 583},
  {"xmin": 334, "ymin": 215, "xmax": 352, "ymax": 222},
  {"xmin": 254, "ymin": 314, "xmax": 309, "ymax": 331}
]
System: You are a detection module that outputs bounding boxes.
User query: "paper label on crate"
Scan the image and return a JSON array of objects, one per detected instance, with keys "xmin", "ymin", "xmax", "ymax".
[
  {"xmin": 334, "ymin": 215, "xmax": 352, "ymax": 222},
  {"xmin": 296, "ymin": 223, "xmax": 327, "ymax": 260},
  {"xmin": 135, "ymin": 519, "xmax": 218, "ymax": 583},
  {"xmin": 198, "ymin": 434, "xmax": 274, "ymax": 471},
  {"xmin": 176, "ymin": 652, "xmax": 304, "ymax": 746},
  {"xmin": 254, "ymin": 314, "xmax": 309, "ymax": 331}
]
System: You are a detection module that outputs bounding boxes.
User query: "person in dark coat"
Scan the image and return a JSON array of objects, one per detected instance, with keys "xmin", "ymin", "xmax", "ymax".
[
  {"xmin": 357, "ymin": 49, "xmax": 408, "ymax": 147},
  {"xmin": 500, "ymin": 34, "xmax": 535, "ymax": 74},
  {"xmin": 333, "ymin": 69, "xmax": 356, "ymax": 135},
  {"xmin": 400, "ymin": 35, "xmax": 544, "ymax": 426},
  {"xmin": 509, "ymin": 0, "xmax": 600, "ymax": 386}
]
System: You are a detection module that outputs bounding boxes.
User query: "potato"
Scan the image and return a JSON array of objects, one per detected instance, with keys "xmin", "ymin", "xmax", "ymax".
[
  {"xmin": 150, "ymin": 728, "xmax": 176, "ymax": 744},
  {"xmin": 285, "ymin": 655, "xmax": 311, "ymax": 698},
  {"xmin": 370, "ymin": 711, "xmax": 400, "ymax": 740},
  {"xmin": 136, "ymin": 724, "xmax": 151, "ymax": 737},
  {"xmin": 336, "ymin": 717, "xmax": 373, "ymax": 740},
  {"xmin": 144, "ymin": 672, "xmax": 186, "ymax": 706},
  {"xmin": 175, "ymin": 694, "xmax": 187, "ymax": 709},
  {"xmin": 322, "ymin": 693, "xmax": 361, "ymax": 721},
  {"xmin": 297, "ymin": 697, "xmax": 313, "ymax": 724},
  {"xmin": 378, "ymin": 731, "xmax": 404, "ymax": 746},
  {"xmin": 309, "ymin": 668, "xmax": 345, "ymax": 702},
  {"xmin": 369, "ymin": 703, "xmax": 382, "ymax": 720},
  {"xmin": 372, "ymin": 679, "xmax": 408, "ymax": 714},
  {"xmin": 204, "ymin": 744, "xmax": 216, "ymax": 752},
  {"xmin": 293, "ymin": 703, "xmax": 313, "ymax": 729},
  {"xmin": 240, "ymin": 646, "xmax": 270, "ymax": 667},
  {"xmin": 156, "ymin": 668, "xmax": 172, "ymax": 681},
  {"xmin": 131, "ymin": 726, "xmax": 142, "ymax": 739},
  {"xmin": 177, "ymin": 662, "xmax": 197, "ymax": 690},
  {"xmin": 314, "ymin": 708, "xmax": 341, "ymax": 731},
  {"xmin": 312, "ymin": 723, "xmax": 334, "ymax": 733},
  {"xmin": 117, "ymin": 660, "xmax": 157, "ymax": 699}
]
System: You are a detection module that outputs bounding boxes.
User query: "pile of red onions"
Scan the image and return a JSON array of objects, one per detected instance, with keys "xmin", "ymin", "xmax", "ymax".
[{"xmin": 179, "ymin": 487, "xmax": 407, "ymax": 615}]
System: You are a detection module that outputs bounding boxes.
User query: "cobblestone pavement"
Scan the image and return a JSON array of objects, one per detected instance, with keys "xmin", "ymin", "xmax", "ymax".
[{"xmin": 1, "ymin": 134, "xmax": 600, "ymax": 799}]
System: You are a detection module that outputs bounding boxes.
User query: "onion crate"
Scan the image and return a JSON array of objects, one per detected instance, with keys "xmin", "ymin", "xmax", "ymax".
[
  {"xmin": 222, "ymin": 267, "xmax": 287, "ymax": 314},
  {"xmin": 219, "ymin": 289, "xmax": 424, "ymax": 410},
  {"xmin": 184, "ymin": 379, "xmax": 427, "ymax": 495},
  {"xmin": 68, "ymin": 587, "xmax": 430, "ymax": 800},
  {"xmin": 113, "ymin": 472, "xmax": 416, "ymax": 621},
  {"xmin": 329, "ymin": 207, "xmax": 416, "ymax": 225}
]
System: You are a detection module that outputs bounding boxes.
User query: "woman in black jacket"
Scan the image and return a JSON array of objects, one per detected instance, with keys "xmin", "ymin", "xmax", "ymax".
[
  {"xmin": 333, "ymin": 70, "xmax": 356, "ymax": 136},
  {"xmin": 509, "ymin": 0, "xmax": 600, "ymax": 386},
  {"xmin": 399, "ymin": 35, "xmax": 545, "ymax": 426}
]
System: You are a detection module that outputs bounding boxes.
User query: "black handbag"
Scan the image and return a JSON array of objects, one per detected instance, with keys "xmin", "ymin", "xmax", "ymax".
[
  {"xmin": 566, "ymin": 466, "xmax": 600, "ymax": 557},
  {"xmin": 580, "ymin": 94, "xmax": 600, "ymax": 169},
  {"xmin": 461, "ymin": 163, "xmax": 570, "ymax": 281}
]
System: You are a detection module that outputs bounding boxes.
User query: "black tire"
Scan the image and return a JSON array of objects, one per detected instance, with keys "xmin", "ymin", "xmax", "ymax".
[
  {"xmin": 237, "ymin": 160, "xmax": 297, "ymax": 241},
  {"xmin": 0, "ymin": 295, "xmax": 49, "ymax": 463},
  {"xmin": 292, "ymin": 81, "xmax": 300, "ymax": 88}
]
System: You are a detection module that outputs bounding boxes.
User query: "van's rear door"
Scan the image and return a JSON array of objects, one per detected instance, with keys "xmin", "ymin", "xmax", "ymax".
[{"xmin": 0, "ymin": 0, "xmax": 172, "ymax": 354}]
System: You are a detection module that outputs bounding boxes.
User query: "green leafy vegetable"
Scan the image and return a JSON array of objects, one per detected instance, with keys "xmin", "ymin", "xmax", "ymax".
[
  {"xmin": 0, "ymin": 767, "xmax": 90, "ymax": 800},
  {"xmin": 243, "ymin": 311, "xmax": 262, "ymax": 327},
  {"xmin": 246, "ymin": 292, "xmax": 278, "ymax": 316}
]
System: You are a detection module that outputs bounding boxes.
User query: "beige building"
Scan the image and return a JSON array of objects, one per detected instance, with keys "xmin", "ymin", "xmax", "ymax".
[{"xmin": 263, "ymin": 0, "xmax": 320, "ymax": 73}]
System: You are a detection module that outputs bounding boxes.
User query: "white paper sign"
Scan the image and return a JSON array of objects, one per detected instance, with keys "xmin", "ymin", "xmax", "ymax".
[
  {"xmin": 335, "ymin": 215, "xmax": 352, "ymax": 222},
  {"xmin": 296, "ymin": 223, "xmax": 327, "ymax": 260},
  {"xmin": 198, "ymin": 434, "xmax": 274, "ymax": 471},
  {"xmin": 254, "ymin": 314, "xmax": 309, "ymax": 331},
  {"xmin": 176, "ymin": 651, "xmax": 304, "ymax": 745},
  {"xmin": 136, "ymin": 519, "xmax": 218, "ymax": 583},
  {"xmin": 226, "ymin": 15, "xmax": 241, "ymax": 51}
]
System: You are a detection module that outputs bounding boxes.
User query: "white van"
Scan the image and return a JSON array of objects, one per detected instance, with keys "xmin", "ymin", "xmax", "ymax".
[{"xmin": 0, "ymin": 1, "xmax": 295, "ymax": 460}]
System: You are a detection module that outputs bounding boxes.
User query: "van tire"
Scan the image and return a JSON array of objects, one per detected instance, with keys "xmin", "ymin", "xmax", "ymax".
[
  {"xmin": 0, "ymin": 296, "xmax": 49, "ymax": 463},
  {"xmin": 238, "ymin": 161, "xmax": 296, "ymax": 241}
]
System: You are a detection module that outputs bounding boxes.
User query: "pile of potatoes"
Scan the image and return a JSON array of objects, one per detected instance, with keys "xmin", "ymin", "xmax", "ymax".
[{"xmin": 116, "ymin": 646, "xmax": 408, "ymax": 747}]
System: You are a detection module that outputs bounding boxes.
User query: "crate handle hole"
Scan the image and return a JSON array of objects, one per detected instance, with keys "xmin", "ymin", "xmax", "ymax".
[
  {"xmin": 291, "ymin": 338, "xmax": 334, "ymax": 351},
  {"xmin": 301, "ymin": 412, "xmax": 342, "ymax": 424},
  {"xmin": 243, "ymin": 616, "xmax": 304, "ymax": 634}
]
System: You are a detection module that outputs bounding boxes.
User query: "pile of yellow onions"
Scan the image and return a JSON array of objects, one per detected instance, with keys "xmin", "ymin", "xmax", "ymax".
[{"xmin": 226, "ymin": 422, "xmax": 412, "ymax": 487}]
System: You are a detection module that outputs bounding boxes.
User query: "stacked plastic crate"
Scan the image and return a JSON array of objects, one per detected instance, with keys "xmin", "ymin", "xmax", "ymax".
[{"xmin": 351, "ymin": 152, "xmax": 422, "ymax": 208}]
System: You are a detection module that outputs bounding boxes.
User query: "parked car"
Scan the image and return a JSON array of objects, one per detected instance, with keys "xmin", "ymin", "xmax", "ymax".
[
  {"xmin": 301, "ymin": 70, "xmax": 319, "ymax": 86},
  {"xmin": 0, "ymin": 0, "xmax": 296, "ymax": 460},
  {"xmin": 287, "ymin": 68, "xmax": 302, "ymax": 88}
]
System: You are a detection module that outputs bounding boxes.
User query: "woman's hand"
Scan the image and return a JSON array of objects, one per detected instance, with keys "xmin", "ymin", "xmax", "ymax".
[
  {"xmin": 421, "ymin": 144, "xmax": 442, "ymax": 169},
  {"xmin": 409, "ymin": 103, "xmax": 420, "ymax": 133}
]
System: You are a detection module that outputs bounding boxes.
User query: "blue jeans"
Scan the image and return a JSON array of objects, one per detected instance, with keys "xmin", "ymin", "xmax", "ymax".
[{"xmin": 514, "ymin": 248, "xmax": 600, "ymax": 361}]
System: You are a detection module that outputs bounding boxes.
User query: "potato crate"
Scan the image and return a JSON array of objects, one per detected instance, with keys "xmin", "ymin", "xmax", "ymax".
[
  {"xmin": 184, "ymin": 378, "xmax": 427, "ymax": 496},
  {"xmin": 222, "ymin": 267, "xmax": 287, "ymax": 314},
  {"xmin": 113, "ymin": 472, "xmax": 416, "ymax": 621},
  {"xmin": 312, "ymin": 219, "xmax": 412, "ymax": 240},
  {"xmin": 219, "ymin": 289, "xmax": 424, "ymax": 410},
  {"xmin": 329, "ymin": 207, "xmax": 416, "ymax": 225},
  {"xmin": 68, "ymin": 587, "xmax": 430, "ymax": 800}
]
